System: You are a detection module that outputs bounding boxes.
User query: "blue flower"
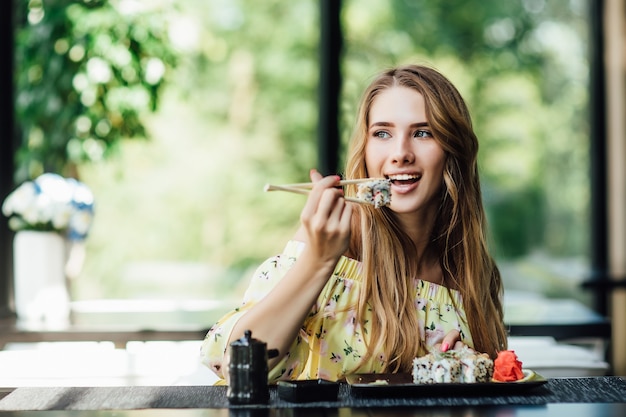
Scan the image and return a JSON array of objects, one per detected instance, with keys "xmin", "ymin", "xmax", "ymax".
[{"xmin": 2, "ymin": 173, "xmax": 95, "ymax": 241}]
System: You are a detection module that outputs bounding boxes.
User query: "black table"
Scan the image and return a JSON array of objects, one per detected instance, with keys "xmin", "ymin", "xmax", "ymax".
[
  {"xmin": 1, "ymin": 403, "xmax": 626, "ymax": 416},
  {"xmin": 0, "ymin": 377, "xmax": 625, "ymax": 416}
]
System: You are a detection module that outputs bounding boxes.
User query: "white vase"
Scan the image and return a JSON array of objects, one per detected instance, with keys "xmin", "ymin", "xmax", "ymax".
[{"xmin": 13, "ymin": 230, "xmax": 70, "ymax": 326}]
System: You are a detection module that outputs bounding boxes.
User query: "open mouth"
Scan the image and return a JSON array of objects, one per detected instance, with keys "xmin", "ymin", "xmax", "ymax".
[{"xmin": 386, "ymin": 173, "xmax": 421, "ymax": 186}]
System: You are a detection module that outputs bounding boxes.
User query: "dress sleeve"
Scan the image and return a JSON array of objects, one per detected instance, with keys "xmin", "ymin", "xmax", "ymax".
[{"xmin": 199, "ymin": 249, "xmax": 298, "ymax": 380}]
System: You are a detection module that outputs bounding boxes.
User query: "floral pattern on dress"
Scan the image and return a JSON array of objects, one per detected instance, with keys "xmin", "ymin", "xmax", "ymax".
[{"xmin": 200, "ymin": 240, "xmax": 474, "ymax": 383}]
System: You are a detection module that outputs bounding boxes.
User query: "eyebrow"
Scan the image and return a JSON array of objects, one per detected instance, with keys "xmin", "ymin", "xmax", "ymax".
[{"xmin": 369, "ymin": 121, "xmax": 430, "ymax": 129}]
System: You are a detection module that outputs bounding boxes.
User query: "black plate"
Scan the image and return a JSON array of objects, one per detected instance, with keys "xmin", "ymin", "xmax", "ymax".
[
  {"xmin": 346, "ymin": 370, "xmax": 548, "ymax": 397},
  {"xmin": 277, "ymin": 379, "xmax": 340, "ymax": 403}
]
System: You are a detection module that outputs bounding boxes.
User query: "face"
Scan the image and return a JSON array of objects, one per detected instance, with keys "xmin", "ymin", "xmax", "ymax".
[{"xmin": 364, "ymin": 86, "xmax": 446, "ymax": 217}]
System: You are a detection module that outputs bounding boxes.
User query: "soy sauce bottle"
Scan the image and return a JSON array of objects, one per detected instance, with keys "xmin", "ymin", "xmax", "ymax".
[{"xmin": 228, "ymin": 330, "xmax": 279, "ymax": 404}]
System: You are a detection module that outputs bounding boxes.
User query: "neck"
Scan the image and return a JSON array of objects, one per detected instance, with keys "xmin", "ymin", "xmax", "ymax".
[
  {"xmin": 394, "ymin": 208, "xmax": 437, "ymax": 254},
  {"xmin": 394, "ymin": 208, "xmax": 442, "ymax": 285}
]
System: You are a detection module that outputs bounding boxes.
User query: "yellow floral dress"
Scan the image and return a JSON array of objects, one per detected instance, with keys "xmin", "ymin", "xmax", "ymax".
[{"xmin": 200, "ymin": 240, "xmax": 473, "ymax": 384}]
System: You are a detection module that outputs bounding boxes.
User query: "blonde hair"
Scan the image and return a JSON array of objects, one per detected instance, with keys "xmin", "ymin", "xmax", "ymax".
[{"xmin": 344, "ymin": 64, "xmax": 507, "ymax": 372}]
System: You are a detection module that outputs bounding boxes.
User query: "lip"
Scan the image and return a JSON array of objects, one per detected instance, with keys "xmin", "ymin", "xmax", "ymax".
[
  {"xmin": 386, "ymin": 172, "xmax": 422, "ymax": 180},
  {"xmin": 390, "ymin": 179, "xmax": 419, "ymax": 194},
  {"xmin": 385, "ymin": 172, "xmax": 421, "ymax": 194}
]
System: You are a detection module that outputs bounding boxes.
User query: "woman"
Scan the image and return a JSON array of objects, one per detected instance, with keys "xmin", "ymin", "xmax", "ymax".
[{"xmin": 201, "ymin": 64, "xmax": 508, "ymax": 383}]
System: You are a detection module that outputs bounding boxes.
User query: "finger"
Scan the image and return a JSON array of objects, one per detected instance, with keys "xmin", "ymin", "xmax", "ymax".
[
  {"xmin": 309, "ymin": 168, "xmax": 323, "ymax": 183},
  {"xmin": 311, "ymin": 187, "xmax": 345, "ymax": 229},
  {"xmin": 338, "ymin": 199, "xmax": 353, "ymax": 231},
  {"xmin": 301, "ymin": 178, "xmax": 343, "ymax": 233},
  {"xmin": 452, "ymin": 340, "xmax": 466, "ymax": 351},
  {"xmin": 301, "ymin": 174, "xmax": 338, "ymax": 222},
  {"xmin": 309, "ymin": 176, "xmax": 342, "ymax": 213},
  {"xmin": 440, "ymin": 329, "xmax": 461, "ymax": 352},
  {"xmin": 316, "ymin": 188, "xmax": 352, "ymax": 239},
  {"xmin": 326, "ymin": 191, "xmax": 352, "ymax": 231}
]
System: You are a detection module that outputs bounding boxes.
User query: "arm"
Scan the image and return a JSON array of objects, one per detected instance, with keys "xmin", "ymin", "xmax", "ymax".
[{"xmin": 227, "ymin": 170, "xmax": 353, "ymax": 370}]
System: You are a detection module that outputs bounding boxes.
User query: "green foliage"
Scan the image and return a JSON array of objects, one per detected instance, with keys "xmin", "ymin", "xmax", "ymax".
[
  {"xmin": 168, "ymin": 0, "xmax": 319, "ymax": 183},
  {"xmin": 14, "ymin": 0, "xmax": 175, "ymax": 182},
  {"xmin": 74, "ymin": 0, "xmax": 321, "ymax": 297},
  {"xmin": 342, "ymin": 0, "xmax": 590, "ymax": 260},
  {"xmin": 12, "ymin": 0, "xmax": 590, "ymax": 299}
]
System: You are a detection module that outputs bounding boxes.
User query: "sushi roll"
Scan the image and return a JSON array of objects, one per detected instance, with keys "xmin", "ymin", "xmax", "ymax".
[
  {"xmin": 356, "ymin": 179, "xmax": 392, "ymax": 208},
  {"xmin": 412, "ymin": 348, "xmax": 494, "ymax": 384}
]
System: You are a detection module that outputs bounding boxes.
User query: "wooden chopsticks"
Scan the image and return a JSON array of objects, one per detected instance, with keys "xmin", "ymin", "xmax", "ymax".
[
  {"xmin": 271, "ymin": 178, "xmax": 384, "ymax": 189},
  {"xmin": 264, "ymin": 178, "xmax": 385, "ymax": 205}
]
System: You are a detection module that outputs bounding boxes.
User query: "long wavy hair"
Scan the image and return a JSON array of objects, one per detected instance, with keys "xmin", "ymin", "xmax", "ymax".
[{"xmin": 344, "ymin": 64, "xmax": 507, "ymax": 372}]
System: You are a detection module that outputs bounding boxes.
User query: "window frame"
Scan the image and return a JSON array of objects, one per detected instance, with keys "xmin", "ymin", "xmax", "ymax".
[{"xmin": 0, "ymin": 0, "xmax": 612, "ymax": 322}]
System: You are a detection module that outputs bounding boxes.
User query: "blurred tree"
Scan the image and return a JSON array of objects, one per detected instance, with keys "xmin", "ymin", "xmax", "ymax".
[
  {"xmin": 13, "ymin": 0, "xmax": 176, "ymax": 183},
  {"xmin": 74, "ymin": 0, "xmax": 323, "ymax": 295},
  {"xmin": 168, "ymin": 0, "xmax": 319, "ymax": 184},
  {"xmin": 35, "ymin": 0, "xmax": 588, "ymax": 301},
  {"xmin": 342, "ymin": 0, "xmax": 590, "ymax": 260}
]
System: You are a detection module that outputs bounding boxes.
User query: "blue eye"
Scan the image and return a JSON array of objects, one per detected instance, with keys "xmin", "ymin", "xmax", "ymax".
[
  {"xmin": 373, "ymin": 131, "xmax": 391, "ymax": 139},
  {"xmin": 414, "ymin": 130, "xmax": 432, "ymax": 138}
]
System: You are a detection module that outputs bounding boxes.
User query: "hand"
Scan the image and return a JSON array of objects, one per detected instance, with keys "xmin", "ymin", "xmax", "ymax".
[
  {"xmin": 299, "ymin": 169, "xmax": 353, "ymax": 266},
  {"xmin": 436, "ymin": 329, "xmax": 472, "ymax": 353}
]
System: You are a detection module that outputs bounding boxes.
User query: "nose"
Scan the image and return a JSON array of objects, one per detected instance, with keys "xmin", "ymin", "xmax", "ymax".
[{"xmin": 391, "ymin": 137, "xmax": 415, "ymax": 165}]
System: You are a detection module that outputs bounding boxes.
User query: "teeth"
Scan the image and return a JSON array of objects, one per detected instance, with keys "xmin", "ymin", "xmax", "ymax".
[{"xmin": 388, "ymin": 174, "xmax": 419, "ymax": 180}]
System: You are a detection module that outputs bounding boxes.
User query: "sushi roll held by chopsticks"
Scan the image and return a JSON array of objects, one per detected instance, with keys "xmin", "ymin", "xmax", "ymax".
[{"xmin": 264, "ymin": 178, "xmax": 391, "ymax": 208}]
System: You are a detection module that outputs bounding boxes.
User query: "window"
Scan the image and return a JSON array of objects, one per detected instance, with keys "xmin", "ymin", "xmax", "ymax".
[
  {"xmin": 338, "ymin": 0, "xmax": 593, "ymax": 306},
  {"xmin": 4, "ymin": 0, "xmax": 598, "ymax": 325}
]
